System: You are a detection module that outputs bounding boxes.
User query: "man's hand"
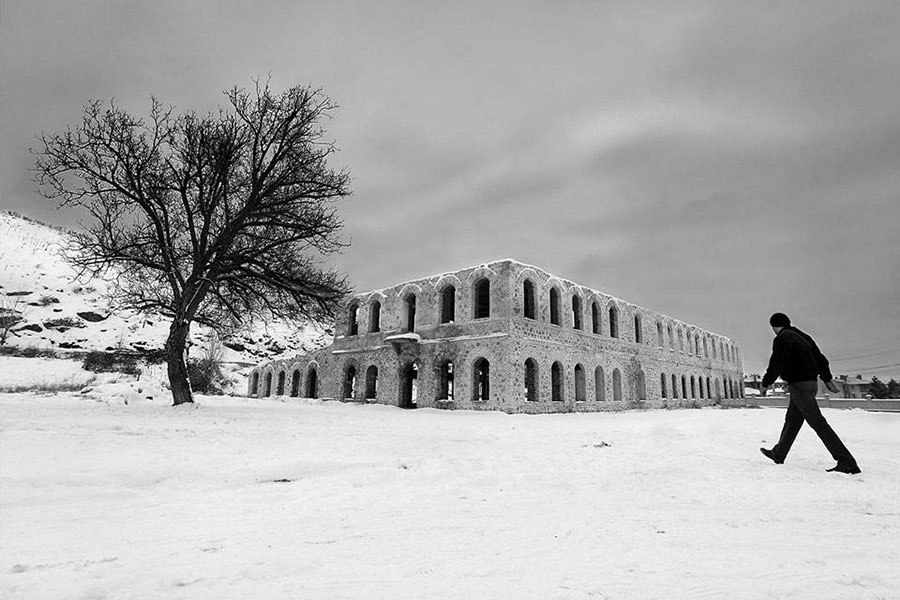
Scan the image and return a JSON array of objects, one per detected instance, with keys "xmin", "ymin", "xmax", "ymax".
[
  {"xmin": 825, "ymin": 381, "xmax": 839, "ymax": 394},
  {"xmin": 760, "ymin": 386, "xmax": 768, "ymax": 397}
]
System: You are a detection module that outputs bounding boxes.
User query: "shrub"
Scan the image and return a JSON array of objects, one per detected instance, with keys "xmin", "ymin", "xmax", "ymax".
[{"xmin": 82, "ymin": 350, "xmax": 140, "ymax": 375}]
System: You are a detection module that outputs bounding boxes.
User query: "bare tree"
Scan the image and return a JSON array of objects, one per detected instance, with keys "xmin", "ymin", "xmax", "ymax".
[{"xmin": 34, "ymin": 81, "xmax": 351, "ymax": 404}]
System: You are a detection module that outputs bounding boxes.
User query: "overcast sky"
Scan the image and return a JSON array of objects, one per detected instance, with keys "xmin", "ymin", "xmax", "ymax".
[{"xmin": 2, "ymin": 1, "xmax": 899, "ymax": 377}]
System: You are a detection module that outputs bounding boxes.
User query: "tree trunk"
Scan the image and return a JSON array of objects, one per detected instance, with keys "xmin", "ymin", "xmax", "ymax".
[{"xmin": 166, "ymin": 319, "xmax": 193, "ymax": 405}]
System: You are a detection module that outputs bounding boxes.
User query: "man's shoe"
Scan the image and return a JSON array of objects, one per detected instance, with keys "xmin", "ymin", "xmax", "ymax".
[
  {"xmin": 826, "ymin": 463, "xmax": 861, "ymax": 474},
  {"xmin": 760, "ymin": 447, "xmax": 783, "ymax": 464}
]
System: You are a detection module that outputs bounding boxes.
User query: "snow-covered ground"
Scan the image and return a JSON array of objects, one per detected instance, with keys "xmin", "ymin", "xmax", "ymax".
[{"xmin": 1, "ymin": 394, "xmax": 897, "ymax": 599}]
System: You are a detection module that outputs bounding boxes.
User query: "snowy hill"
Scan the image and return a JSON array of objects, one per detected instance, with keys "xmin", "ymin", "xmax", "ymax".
[{"xmin": 0, "ymin": 211, "xmax": 328, "ymax": 371}]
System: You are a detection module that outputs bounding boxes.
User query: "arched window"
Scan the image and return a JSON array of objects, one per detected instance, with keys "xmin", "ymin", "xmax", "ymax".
[
  {"xmin": 657, "ymin": 322, "xmax": 663, "ymax": 347},
  {"xmin": 595, "ymin": 366, "xmax": 606, "ymax": 401},
  {"xmin": 551, "ymin": 361, "xmax": 564, "ymax": 402},
  {"xmin": 668, "ymin": 325, "xmax": 674, "ymax": 349},
  {"xmin": 706, "ymin": 377, "xmax": 712, "ymax": 400},
  {"xmin": 369, "ymin": 301, "xmax": 381, "ymax": 333},
  {"xmin": 612, "ymin": 368, "xmax": 622, "ymax": 402},
  {"xmin": 690, "ymin": 375, "xmax": 696, "ymax": 399},
  {"xmin": 523, "ymin": 280, "xmax": 536, "ymax": 320},
  {"xmin": 400, "ymin": 362, "xmax": 418, "ymax": 408},
  {"xmin": 634, "ymin": 314, "xmax": 642, "ymax": 343},
  {"xmin": 592, "ymin": 301, "xmax": 601, "ymax": 334},
  {"xmin": 347, "ymin": 303, "xmax": 359, "ymax": 336},
  {"xmin": 474, "ymin": 278, "xmax": 490, "ymax": 319},
  {"xmin": 290, "ymin": 369, "xmax": 300, "ymax": 397},
  {"xmin": 672, "ymin": 374, "xmax": 679, "ymax": 399},
  {"xmin": 678, "ymin": 328, "xmax": 684, "ymax": 352},
  {"xmin": 660, "ymin": 372, "xmax": 667, "ymax": 398},
  {"xmin": 472, "ymin": 358, "xmax": 490, "ymax": 402},
  {"xmin": 715, "ymin": 378, "xmax": 721, "ymax": 400},
  {"xmin": 306, "ymin": 368, "xmax": 318, "ymax": 399},
  {"xmin": 574, "ymin": 364, "xmax": 586, "ymax": 401},
  {"xmin": 365, "ymin": 365, "xmax": 378, "ymax": 399},
  {"xmin": 264, "ymin": 372, "xmax": 272, "ymax": 397},
  {"xmin": 404, "ymin": 294, "xmax": 417, "ymax": 332},
  {"xmin": 703, "ymin": 337, "xmax": 709, "ymax": 358},
  {"xmin": 437, "ymin": 360, "xmax": 454, "ymax": 401},
  {"xmin": 636, "ymin": 370, "xmax": 646, "ymax": 401},
  {"xmin": 440, "ymin": 285, "xmax": 456, "ymax": 324},
  {"xmin": 250, "ymin": 372, "xmax": 259, "ymax": 396},
  {"xmin": 550, "ymin": 288, "xmax": 561, "ymax": 325},
  {"xmin": 572, "ymin": 296, "xmax": 582, "ymax": 330},
  {"xmin": 699, "ymin": 376, "xmax": 705, "ymax": 399},
  {"xmin": 524, "ymin": 358, "xmax": 538, "ymax": 402},
  {"xmin": 681, "ymin": 375, "xmax": 687, "ymax": 399},
  {"xmin": 609, "ymin": 306, "xmax": 619, "ymax": 338},
  {"xmin": 343, "ymin": 365, "xmax": 357, "ymax": 400},
  {"xmin": 695, "ymin": 335, "xmax": 701, "ymax": 357},
  {"xmin": 276, "ymin": 371, "xmax": 286, "ymax": 396}
]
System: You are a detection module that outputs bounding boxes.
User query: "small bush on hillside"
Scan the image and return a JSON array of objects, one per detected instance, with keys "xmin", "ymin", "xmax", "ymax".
[
  {"xmin": 82, "ymin": 351, "xmax": 140, "ymax": 375},
  {"xmin": 43, "ymin": 317, "xmax": 84, "ymax": 330}
]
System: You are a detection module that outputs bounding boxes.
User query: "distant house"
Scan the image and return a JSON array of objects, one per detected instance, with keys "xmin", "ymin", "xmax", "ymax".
[{"xmin": 825, "ymin": 375, "xmax": 871, "ymax": 399}]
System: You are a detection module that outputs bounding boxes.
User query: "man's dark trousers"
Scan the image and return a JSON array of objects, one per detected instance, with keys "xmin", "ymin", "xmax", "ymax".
[{"xmin": 771, "ymin": 380, "xmax": 856, "ymax": 465}]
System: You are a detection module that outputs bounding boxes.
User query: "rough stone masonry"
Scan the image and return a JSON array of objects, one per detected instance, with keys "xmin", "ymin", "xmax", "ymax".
[{"xmin": 249, "ymin": 259, "xmax": 744, "ymax": 413}]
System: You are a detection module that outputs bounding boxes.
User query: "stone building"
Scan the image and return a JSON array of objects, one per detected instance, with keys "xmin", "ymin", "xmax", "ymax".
[{"xmin": 248, "ymin": 259, "xmax": 744, "ymax": 412}]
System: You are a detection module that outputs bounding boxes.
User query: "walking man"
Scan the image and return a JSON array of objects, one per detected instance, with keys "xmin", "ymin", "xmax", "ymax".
[{"xmin": 759, "ymin": 312, "xmax": 861, "ymax": 474}]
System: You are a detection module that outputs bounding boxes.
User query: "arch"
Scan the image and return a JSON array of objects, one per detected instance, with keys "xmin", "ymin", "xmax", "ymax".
[
  {"xmin": 612, "ymin": 368, "xmax": 622, "ymax": 401},
  {"xmin": 690, "ymin": 375, "xmax": 696, "ymax": 399},
  {"xmin": 343, "ymin": 364, "xmax": 357, "ymax": 400},
  {"xmin": 365, "ymin": 365, "xmax": 378, "ymax": 399},
  {"xmin": 609, "ymin": 305, "xmax": 619, "ymax": 338},
  {"xmin": 524, "ymin": 358, "xmax": 538, "ymax": 402},
  {"xmin": 550, "ymin": 287, "xmax": 561, "ymax": 325},
  {"xmin": 369, "ymin": 300, "xmax": 381, "ymax": 333},
  {"xmin": 263, "ymin": 371, "xmax": 273, "ymax": 397},
  {"xmin": 306, "ymin": 367, "xmax": 318, "ymax": 399},
  {"xmin": 703, "ymin": 337, "xmax": 709, "ymax": 358},
  {"xmin": 437, "ymin": 359, "xmax": 454, "ymax": 401},
  {"xmin": 551, "ymin": 361, "xmax": 564, "ymax": 402},
  {"xmin": 400, "ymin": 361, "xmax": 418, "ymax": 408},
  {"xmin": 574, "ymin": 363, "xmax": 586, "ymax": 401},
  {"xmin": 695, "ymin": 335, "xmax": 701, "ymax": 357},
  {"xmin": 473, "ymin": 278, "xmax": 490, "ymax": 319},
  {"xmin": 636, "ymin": 369, "xmax": 647, "ymax": 401},
  {"xmin": 672, "ymin": 374, "xmax": 679, "ymax": 399},
  {"xmin": 290, "ymin": 369, "xmax": 300, "ymax": 397},
  {"xmin": 681, "ymin": 375, "xmax": 687, "ymax": 399},
  {"xmin": 523, "ymin": 279, "xmax": 536, "ymax": 320},
  {"xmin": 403, "ymin": 293, "xmax": 417, "ymax": 332},
  {"xmin": 250, "ymin": 372, "xmax": 259, "ymax": 396},
  {"xmin": 595, "ymin": 366, "xmax": 606, "ymax": 401},
  {"xmin": 660, "ymin": 372, "xmax": 667, "ymax": 398},
  {"xmin": 440, "ymin": 285, "xmax": 456, "ymax": 324},
  {"xmin": 634, "ymin": 313, "xmax": 643, "ymax": 343},
  {"xmin": 572, "ymin": 295, "xmax": 583, "ymax": 330},
  {"xmin": 706, "ymin": 377, "xmax": 712, "ymax": 400},
  {"xmin": 591, "ymin": 301, "xmax": 601, "ymax": 334},
  {"xmin": 276, "ymin": 370, "xmax": 286, "ymax": 396},
  {"xmin": 715, "ymin": 378, "xmax": 721, "ymax": 400},
  {"xmin": 347, "ymin": 302, "xmax": 359, "ymax": 336},
  {"xmin": 699, "ymin": 376, "xmax": 705, "ymax": 399},
  {"xmin": 472, "ymin": 358, "xmax": 490, "ymax": 402}
]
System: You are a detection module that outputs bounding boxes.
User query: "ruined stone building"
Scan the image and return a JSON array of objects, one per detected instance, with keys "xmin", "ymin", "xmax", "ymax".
[{"xmin": 248, "ymin": 259, "xmax": 744, "ymax": 412}]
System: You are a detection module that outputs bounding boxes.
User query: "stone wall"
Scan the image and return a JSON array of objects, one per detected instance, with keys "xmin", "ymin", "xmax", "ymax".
[{"xmin": 250, "ymin": 259, "xmax": 744, "ymax": 413}]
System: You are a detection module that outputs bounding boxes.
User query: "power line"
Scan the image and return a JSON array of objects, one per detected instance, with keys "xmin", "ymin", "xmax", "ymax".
[{"xmin": 830, "ymin": 348, "xmax": 900, "ymax": 362}]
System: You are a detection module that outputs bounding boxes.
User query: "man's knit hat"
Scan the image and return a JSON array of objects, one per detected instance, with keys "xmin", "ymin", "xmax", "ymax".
[{"xmin": 769, "ymin": 312, "xmax": 791, "ymax": 328}]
